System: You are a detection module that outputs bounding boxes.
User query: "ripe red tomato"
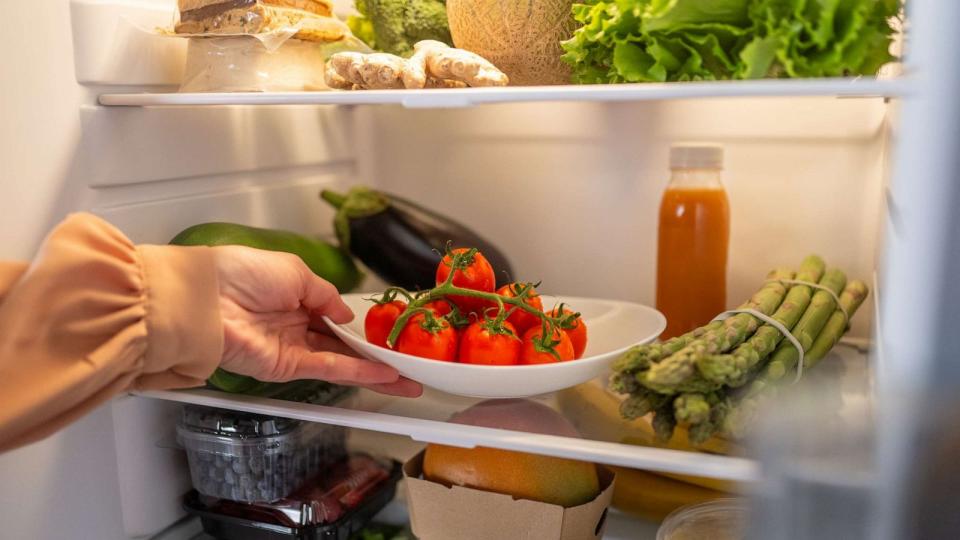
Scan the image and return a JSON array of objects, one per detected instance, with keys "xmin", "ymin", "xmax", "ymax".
[
  {"xmin": 458, "ymin": 320, "xmax": 521, "ymax": 366},
  {"xmin": 435, "ymin": 248, "xmax": 496, "ymax": 313},
  {"xmin": 364, "ymin": 300, "xmax": 407, "ymax": 349},
  {"xmin": 397, "ymin": 313, "xmax": 459, "ymax": 362},
  {"xmin": 519, "ymin": 326, "xmax": 575, "ymax": 365},
  {"xmin": 424, "ymin": 299, "xmax": 453, "ymax": 317},
  {"xmin": 496, "ymin": 283, "xmax": 544, "ymax": 334},
  {"xmin": 549, "ymin": 307, "xmax": 588, "ymax": 359}
]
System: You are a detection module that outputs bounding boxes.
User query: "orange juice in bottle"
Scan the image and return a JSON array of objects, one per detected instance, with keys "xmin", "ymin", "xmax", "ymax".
[{"xmin": 656, "ymin": 144, "xmax": 730, "ymax": 339}]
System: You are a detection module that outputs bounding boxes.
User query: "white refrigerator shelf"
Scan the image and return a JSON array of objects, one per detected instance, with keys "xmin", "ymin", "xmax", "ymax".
[
  {"xmin": 138, "ymin": 384, "xmax": 759, "ymax": 482},
  {"xmin": 138, "ymin": 345, "xmax": 869, "ymax": 483},
  {"xmin": 100, "ymin": 77, "xmax": 908, "ymax": 109}
]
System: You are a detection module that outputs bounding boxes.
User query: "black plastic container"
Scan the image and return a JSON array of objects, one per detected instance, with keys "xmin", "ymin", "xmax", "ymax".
[{"xmin": 184, "ymin": 457, "xmax": 402, "ymax": 540}]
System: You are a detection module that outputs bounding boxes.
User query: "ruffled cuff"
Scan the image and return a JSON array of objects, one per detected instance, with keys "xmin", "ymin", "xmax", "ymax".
[{"xmin": 135, "ymin": 244, "xmax": 223, "ymax": 390}]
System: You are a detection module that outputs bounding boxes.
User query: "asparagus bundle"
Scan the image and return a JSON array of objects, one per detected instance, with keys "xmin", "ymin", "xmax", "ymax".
[
  {"xmin": 612, "ymin": 256, "xmax": 869, "ymax": 445},
  {"xmin": 723, "ymin": 280, "xmax": 870, "ymax": 438},
  {"xmin": 696, "ymin": 256, "xmax": 826, "ymax": 386},
  {"xmin": 642, "ymin": 268, "xmax": 795, "ymax": 390}
]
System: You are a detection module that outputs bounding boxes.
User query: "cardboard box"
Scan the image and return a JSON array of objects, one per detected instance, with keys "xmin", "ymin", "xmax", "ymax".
[{"xmin": 404, "ymin": 451, "xmax": 616, "ymax": 540}]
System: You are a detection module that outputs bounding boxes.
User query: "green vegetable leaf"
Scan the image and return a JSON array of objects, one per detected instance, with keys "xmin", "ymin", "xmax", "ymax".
[
  {"xmin": 563, "ymin": 0, "xmax": 899, "ymax": 83},
  {"xmin": 614, "ymin": 41, "xmax": 657, "ymax": 81},
  {"xmin": 738, "ymin": 34, "xmax": 780, "ymax": 78},
  {"xmin": 642, "ymin": 0, "xmax": 750, "ymax": 32}
]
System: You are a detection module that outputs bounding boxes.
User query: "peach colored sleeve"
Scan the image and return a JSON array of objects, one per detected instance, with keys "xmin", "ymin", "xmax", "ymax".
[{"xmin": 0, "ymin": 214, "xmax": 223, "ymax": 452}]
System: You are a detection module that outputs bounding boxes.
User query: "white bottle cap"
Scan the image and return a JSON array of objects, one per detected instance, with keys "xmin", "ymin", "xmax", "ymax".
[{"xmin": 670, "ymin": 143, "xmax": 724, "ymax": 170}]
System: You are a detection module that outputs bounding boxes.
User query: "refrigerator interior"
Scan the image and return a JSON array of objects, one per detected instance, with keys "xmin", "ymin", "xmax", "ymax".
[{"xmin": 6, "ymin": 1, "xmax": 952, "ymax": 539}]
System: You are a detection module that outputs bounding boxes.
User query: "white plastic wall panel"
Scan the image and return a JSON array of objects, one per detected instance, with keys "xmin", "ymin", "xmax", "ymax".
[
  {"xmin": 361, "ymin": 98, "xmax": 888, "ymax": 339},
  {"xmin": 0, "ymin": 2, "xmax": 360, "ymax": 539}
]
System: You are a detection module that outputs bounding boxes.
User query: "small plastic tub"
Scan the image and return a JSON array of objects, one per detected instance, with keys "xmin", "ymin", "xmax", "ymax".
[
  {"xmin": 179, "ymin": 36, "xmax": 330, "ymax": 93},
  {"xmin": 657, "ymin": 498, "xmax": 747, "ymax": 540},
  {"xmin": 177, "ymin": 405, "xmax": 347, "ymax": 503}
]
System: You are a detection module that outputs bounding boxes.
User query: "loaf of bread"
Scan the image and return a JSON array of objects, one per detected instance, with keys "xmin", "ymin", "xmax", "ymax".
[{"xmin": 175, "ymin": 0, "xmax": 346, "ymax": 42}]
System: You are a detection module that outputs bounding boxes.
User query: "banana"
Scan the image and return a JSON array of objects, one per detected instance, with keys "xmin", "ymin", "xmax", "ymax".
[
  {"xmin": 609, "ymin": 466, "xmax": 730, "ymax": 523},
  {"xmin": 556, "ymin": 380, "xmax": 744, "ymax": 493}
]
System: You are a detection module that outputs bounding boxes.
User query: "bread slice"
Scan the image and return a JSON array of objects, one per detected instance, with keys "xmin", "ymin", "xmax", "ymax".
[
  {"xmin": 178, "ymin": 0, "xmax": 332, "ymax": 18},
  {"xmin": 176, "ymin": 1, "xmax": 345, "ymax": 42}
]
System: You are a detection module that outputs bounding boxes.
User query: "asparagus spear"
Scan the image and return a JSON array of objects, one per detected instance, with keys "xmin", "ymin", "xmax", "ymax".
[
  {"xmin": 723, "ymin": 279, "xmax": 868, "ymax": 438},
  {"xmin": 697, "ymin": 256, "xmax": 826, "ymax": 386},
  {"xmin": 612, "ymin": 320, "xmax": 726, "ymax": 374},
  {"xmin": 674, "ymin": 393, "xmax": 712, "ymax": 425},
  {"xmin": 687, "ymin": 395, "xmax": 732, "ymax": 445},
  {"xmin": 611, "ymin": 318, "xmax": 727, "ymax": 397},
  {"xmin": 652, "ymin": 405, "xmax": 678, "ymax": 442},
  {"xmin": 803, "ymin": 280, "xmax": 869, "ymax": 370},
  {"xmin": 643, "ymin": 268, "xmax": 795, "ymax": 389},
  {"xmin": 619, "ymin": 388, "xmax": 671, "ymax": 420}
]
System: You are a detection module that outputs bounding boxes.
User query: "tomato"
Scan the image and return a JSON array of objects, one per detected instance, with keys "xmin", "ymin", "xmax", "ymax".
[
  {"xmin": 519, "ymin": 326, "xmax": 575, "ymax": 365},
  {"xmin": 496, "ymin": 283, "xmax": 544, "ymax": 334},
  {"xmin": 435, "ymin": 248, "xmax": 496, "ymax": 313},
  {"xmin": 458, "ymin": 320, "xmax": 521, "ymax": 366},
  {"xmin": 549, "ymin": 307, "xmax": 588, "ymax": 359},
  {"xmin": 397, "ymin": 313, "xmax": 459, "ymax": 362},
  {"xmin": 424, "ymin": 299, "xmax": 453, "ymax": 317},
  {"xmin": 364, "ymin": 301, "xmax": 407, "ymax": 349}
]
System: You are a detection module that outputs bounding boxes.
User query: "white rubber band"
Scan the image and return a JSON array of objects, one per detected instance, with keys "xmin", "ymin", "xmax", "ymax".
[
  {"xmin": 712, "ymin": 308, "xmax": 807, "ymax": 383},
  {"xmin": 766, "ymin": 279, "xmax": 849, "ymax": 322}
]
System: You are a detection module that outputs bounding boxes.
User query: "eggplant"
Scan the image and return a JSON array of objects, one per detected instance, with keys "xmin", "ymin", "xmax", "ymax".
[{"xmin": 321, "ymin": 187, "xmax": 514, "ymax": 290}]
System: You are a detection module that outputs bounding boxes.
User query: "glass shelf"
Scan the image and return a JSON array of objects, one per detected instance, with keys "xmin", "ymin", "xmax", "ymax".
[
  {"xmin": 100, "ymin": 78, "xmax": 908, "ymax": 109},
  {"xmin": 137, "ymin": 345, "xmax": 869, "ymax": 482}
]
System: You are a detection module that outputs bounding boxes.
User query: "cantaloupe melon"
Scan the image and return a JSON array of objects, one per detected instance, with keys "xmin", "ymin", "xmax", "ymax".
[{"xmin": 446, "ymin": 0, "xmax": 576, "ymax": 86}]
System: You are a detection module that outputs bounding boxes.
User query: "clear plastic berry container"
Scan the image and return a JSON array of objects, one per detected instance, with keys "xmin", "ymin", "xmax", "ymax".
[{"xmin": 177, "ymin": 405, "xmax": 347, "ymax": 504}]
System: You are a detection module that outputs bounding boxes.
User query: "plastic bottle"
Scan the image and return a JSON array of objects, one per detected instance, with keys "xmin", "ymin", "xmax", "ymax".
[{"xmin": 656, "ymin": 144, "xmax": 730, "ymax": 339}]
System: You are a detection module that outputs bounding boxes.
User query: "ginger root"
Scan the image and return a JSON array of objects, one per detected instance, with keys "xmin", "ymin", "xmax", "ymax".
[
  {"xmin": 326, "ymin": 52, "xmax": 406, "ymax": 90},
  {"xmin": 325, "ymin": 40, "xmax": 508, "ymax": 90}
]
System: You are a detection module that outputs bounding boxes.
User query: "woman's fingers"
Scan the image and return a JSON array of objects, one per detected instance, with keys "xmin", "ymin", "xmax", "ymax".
[
  {"xmin": 362, "ymin": 377, "xmax": 423, "ymax": 398},
  {"xmin": 301, "ymin": 332, "xmax": 421, "ymax": 396},
  {"xmin": 286, "ymin": 347, "xmax": 399, "ymax": 384},
  {"xmin": 287, "ymin": 334, "xmax": 421, "ymax": 396},
  {"xmin": 308, "ymin": 314, "xmax": 341, "ymax": 335},
  {"xmin": 297, "ymin": 265, "xmax": 354, "ymax": 324},
  {"xmin": 305, "ymin": 331, "xmax": 358, "ymax": 356}
]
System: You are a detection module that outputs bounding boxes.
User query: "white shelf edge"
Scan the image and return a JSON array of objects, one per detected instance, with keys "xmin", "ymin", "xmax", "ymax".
[
  {"xmin": 136, "ymin": 388, "xmax": 760, "ymax": 482},
  {"xmin": 100, "ymin": 78, "xmax": 910, "ymax": 109}
]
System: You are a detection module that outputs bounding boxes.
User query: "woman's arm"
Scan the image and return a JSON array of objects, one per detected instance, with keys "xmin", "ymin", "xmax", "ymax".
[
  {"xmin": 0, "ymin": 214, "xmax": 223, "ymax": 451},
  {"xmin": 0, "ymin": 262, "xmax": 29, "ymax": 301},
  {"xmin": 0, "ymin": 214, "xmax": 420, "ymax": 453}
]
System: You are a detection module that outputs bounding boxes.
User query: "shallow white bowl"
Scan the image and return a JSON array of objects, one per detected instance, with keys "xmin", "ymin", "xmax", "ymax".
[{"xmin": 325, "ymin": 294, "xmax": 665, "ymax": 398}]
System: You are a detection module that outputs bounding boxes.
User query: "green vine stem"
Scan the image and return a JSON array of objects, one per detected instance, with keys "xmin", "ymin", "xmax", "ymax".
[{"xmin": 378, "ymin": 248, "xmax": 578, "ymax": 350}]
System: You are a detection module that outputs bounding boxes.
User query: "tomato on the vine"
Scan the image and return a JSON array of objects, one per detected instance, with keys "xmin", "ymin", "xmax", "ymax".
[
  {"xmin": 364, "ymin": 300, "xmax": 407, "ymax": 349},
  {"xmin": 435, "ymin": 248, "xmax": 496, "ymax": 313},
  {"xmin": 549, "ymin": 307, "xmax": 588, "ymax": 359},
  {"xmin": 496, "ymin": 283, "xmax": 544, "ymax": 334},
  {"xmin": 397, "ymin": 312, "xmax": 459, "ymax": 362},
  {"xmin": 424, "ymin": 299, "xmax": 453, "ymax": 317},
  {"xmin": 519, "ymin": 326, "xmax": 575, "ymax": 365},
  {"xmin": 458, "ymin": 320, "xmax": 521, "ymax": 366}
]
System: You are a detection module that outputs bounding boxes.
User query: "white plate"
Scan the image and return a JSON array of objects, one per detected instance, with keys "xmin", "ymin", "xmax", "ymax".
[{"xmin": 324, "ymin": 294, "xmax": 666, "ymax": 398}]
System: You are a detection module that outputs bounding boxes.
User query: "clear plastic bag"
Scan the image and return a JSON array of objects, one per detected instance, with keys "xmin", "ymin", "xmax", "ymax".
[
  {"xmin": 165, "ymin": 8, "xmax": 370, "ymax": 93},
  {"xmin": 180, "ymin": 36, "xmax": 327, "ymax": 92}
]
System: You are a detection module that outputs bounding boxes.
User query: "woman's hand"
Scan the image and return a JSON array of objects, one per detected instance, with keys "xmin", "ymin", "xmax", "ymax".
[{"xmin": 213, "ymin": 246, "xmax": 422, "ymax": 397}]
